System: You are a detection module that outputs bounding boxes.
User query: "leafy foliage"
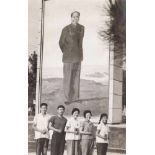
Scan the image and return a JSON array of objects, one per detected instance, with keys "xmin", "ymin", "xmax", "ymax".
[
  {"xmin": 99, "ymin": 0, "xmax": 126, "ymax": 109},
  {"xmin": 28, "ymin": 51, "xmax": 37, "ymax": 107},
  {"xmin": 99, "ymin": 0, "xmax": 126, "ymax": 63}
]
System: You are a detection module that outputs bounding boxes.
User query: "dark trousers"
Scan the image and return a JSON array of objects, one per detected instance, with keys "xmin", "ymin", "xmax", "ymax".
[
  {"xmin": 63, "ymin": 62, "xmax": 81, "ymax": 102},
  {"xmin": 36, "ymin": 138, "xmax": 49, "ymax": 155},
  {"xmin": 50, "ymin": 133, "xmax": 66, "ymax": 155},
  {"xmin": 96, "ymin": 143, "xmax": 108, "ymax": 155}
]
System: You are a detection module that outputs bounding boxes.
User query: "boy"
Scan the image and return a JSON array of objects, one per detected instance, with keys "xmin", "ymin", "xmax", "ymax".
[
  {"xmin": 32, "ymin": 103, "xmax": 51, "ymax": 155},
  {"xmin": 49, "ymin": 105, "xmax": 67, "ymax": 155}
]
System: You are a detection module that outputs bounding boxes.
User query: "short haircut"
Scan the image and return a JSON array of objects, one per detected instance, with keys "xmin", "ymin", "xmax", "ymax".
[
  {"xmin": 83, "ymin": 110, "xmax": 92, "ymax": 118},
  {"xmin": 57, "ymin": 105, "xmax": 65, "ymax": 110},
  {"xmin": 71, "ymin": 11, "xmax": 80, "ymax": 17},
  {"xmin": 72, "ymin": 108, "xmax": 80, "ymax": 115},
  {"xmin": 98, "ymin": 113, "xmax": 108, "ymax": 124},
  {"xmin": 40, "ymin": 103, "xmax": 48, "ymax": 107}
]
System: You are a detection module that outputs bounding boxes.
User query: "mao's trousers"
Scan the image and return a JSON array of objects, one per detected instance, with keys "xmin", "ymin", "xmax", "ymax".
[{"xmin": 63, "ymin": 62, "xmax": 81, "ymax": 102}]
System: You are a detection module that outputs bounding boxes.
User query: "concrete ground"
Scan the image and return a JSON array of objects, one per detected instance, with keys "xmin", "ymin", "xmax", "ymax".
[{"xmin": 28, "ymin": 150, "xmax": 125, "ymax": 155}]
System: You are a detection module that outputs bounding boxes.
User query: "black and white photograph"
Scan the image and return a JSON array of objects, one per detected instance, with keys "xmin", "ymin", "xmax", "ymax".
[{"xmin": 28, "ymin": 0, "xmax": 126, "ymax": 155}]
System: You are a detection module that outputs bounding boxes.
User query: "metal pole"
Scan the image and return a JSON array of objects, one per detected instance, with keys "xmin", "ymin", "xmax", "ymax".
[
  {"xmin": 35, "ymin": 0, "xmax": 45, "ymax": 115},
  {"xmin": 39, "ymin": 0, "xmax": 45, "ymax": 105}
]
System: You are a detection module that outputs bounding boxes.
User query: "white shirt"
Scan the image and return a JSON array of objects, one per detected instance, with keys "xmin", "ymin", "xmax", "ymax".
[
  {"xmin": 65, "ymin": 117, "xmax": 81, "ymax": 140},
  {"xmin": 33, "ymin": 113, "xmax": 51, "ymax": 139},
  {"xmin": 96, "ymin": 122, "xmax": 110, "ymax": 143}
]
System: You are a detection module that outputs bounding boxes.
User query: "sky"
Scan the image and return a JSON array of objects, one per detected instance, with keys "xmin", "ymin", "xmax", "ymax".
[{"xmin": 29, "ymin": 0, "xmax": 109, "ymax": 71}]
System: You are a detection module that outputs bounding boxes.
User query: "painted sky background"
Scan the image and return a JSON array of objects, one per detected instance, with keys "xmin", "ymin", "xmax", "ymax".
[{"xmin": 29, "ymin": 0, "xmax": 109, "ymax": 72}]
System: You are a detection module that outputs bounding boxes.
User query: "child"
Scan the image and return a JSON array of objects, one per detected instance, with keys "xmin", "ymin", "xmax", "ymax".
[
  {"xmin": 80, "ymin": 110, "xmax": 95, "ymax": 155},
  {"xmin": 65, "ymin": 108, "xmax": 81, "ymax": 155},
  {"xmin": 96, "ymin": 113, "xmax": 110, "ymax": 155},
  {"xmin": 49, "ymin": 105, "xmax": 67, "ymax": 155},
  {"xmin": 32, "ymin": 103, "xmax": 51, "ymax": 155}
]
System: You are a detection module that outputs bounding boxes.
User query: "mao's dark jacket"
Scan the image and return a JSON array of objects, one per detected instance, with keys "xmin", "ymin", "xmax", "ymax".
[{"xmin": 59, "ymin": 23, "xmax": 84, "ymax": 63}]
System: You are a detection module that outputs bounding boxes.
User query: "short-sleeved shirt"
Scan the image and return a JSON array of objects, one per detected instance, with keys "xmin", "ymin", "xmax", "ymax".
[
  {"xmin": 81, "ymin": 120, "xmax": 95, "ymax": 140},
  {"xmin": 96, "ymin": 123, "xmax": 110, "ymax": 143},
  {"xmin": 33, "ymin": 113, "xmax": 51, "ymax": 139},
  {"xmin": 49, "ymin": 115, "xmax": 67, "ymax": 135},
  {"xmin": 65, "ymin": 117, "xmax": 81, "ymax": 140}
]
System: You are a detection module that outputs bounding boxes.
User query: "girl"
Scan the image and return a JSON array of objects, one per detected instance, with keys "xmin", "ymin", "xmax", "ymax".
[
  {"xmin": 65, "ymin": 108, "xmax": 81, "ymax": 155},
  {"xmin": 80, "ymin": 110, "xmax": 95, "ymax": 155},
  {"xmin": 96, "ymin": 113, "xmax": 110, "ymax": 155}
]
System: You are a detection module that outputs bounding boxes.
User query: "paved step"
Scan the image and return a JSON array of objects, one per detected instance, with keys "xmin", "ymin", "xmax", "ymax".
[{"xmin": 28, "ymin": 150, "xmax": 125, "ymax": 155}]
